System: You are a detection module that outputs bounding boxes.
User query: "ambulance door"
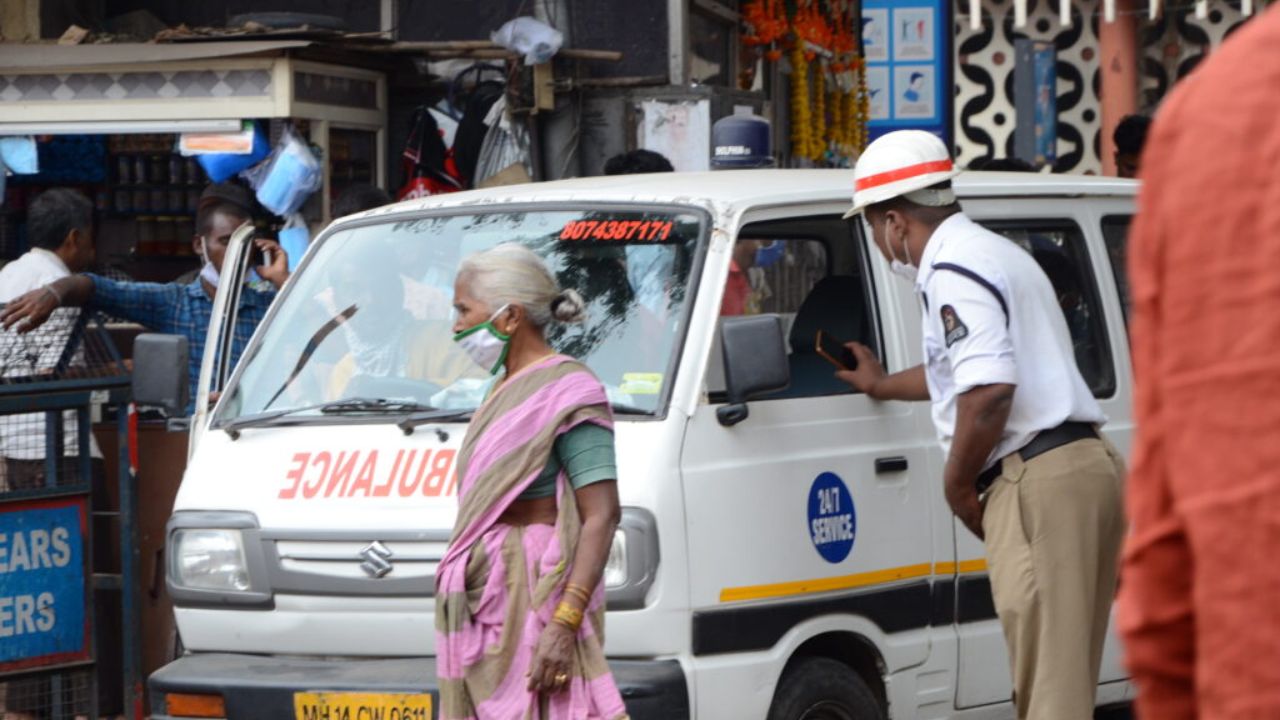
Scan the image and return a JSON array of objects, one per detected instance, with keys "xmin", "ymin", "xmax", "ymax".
[
  {"xmin": 190, "ymin": 222, "xmax": 256, "ymax": 454},
  {"xmin": 950, "ymin": 198, "xmax": 1133, "ymax": 709},
  {"xmin": 680, "ymin": 209, "xmax": 939, "ymax": 718}
]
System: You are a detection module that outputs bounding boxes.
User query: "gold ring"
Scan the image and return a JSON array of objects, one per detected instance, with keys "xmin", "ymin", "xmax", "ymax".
[{"xmin": 554, "ymin": 673, "xmax": 569, "ymax": 685}]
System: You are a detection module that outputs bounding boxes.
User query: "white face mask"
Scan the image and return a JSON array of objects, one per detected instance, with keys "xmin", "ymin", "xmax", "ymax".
[
  {"xmin": 452, "ymin": 304, "xmax": 512, "ymax": 375},
  {"xmin": 198, "ymin": 239, "xmax": 220, "ymax": 289},
  {"xmin": 884, "ymin": 219, "xmax": 918, "ymax": 283}
]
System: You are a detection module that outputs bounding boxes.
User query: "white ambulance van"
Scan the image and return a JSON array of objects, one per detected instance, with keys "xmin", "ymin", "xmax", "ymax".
[{"xmin": 143, "ymin": 169, "xmax": 1137, "ymax": 720}]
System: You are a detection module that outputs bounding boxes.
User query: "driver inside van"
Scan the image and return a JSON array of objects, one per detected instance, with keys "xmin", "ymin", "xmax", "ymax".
[{"xmin": 320, "ymin": 243, "xmax": 478, "ymax": 401}]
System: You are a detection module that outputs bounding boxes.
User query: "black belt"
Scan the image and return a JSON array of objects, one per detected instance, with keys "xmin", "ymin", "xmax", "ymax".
[{"xmin": 975, "ymin": 421, "xmax": 1098, "ymax": 494}]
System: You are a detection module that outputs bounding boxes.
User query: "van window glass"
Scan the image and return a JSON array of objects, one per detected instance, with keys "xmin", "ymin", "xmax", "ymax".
[
  {"xmin": 709, "ymin": 216, "xmax": 880, "ymax": 400},
  {"xmin": 1101, "ymin": 215, "xmax": 1132, "ymax": 325},
  {"xmin": 214, "ymin": 209, "xmax": 704, "ymax": 425},
  {"xmin": 982, "ymin": 221, "xmax": 1117, "ymax": 398}
]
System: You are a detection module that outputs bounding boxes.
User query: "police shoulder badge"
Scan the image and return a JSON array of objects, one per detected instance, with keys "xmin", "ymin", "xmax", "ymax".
[{"xmin": 940, "ymin": 304, "xmax": 969, "ymax": 347}]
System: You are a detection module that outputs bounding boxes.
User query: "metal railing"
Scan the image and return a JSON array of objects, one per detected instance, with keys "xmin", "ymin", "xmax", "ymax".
[{"xmin": 0, "ymin": 307, "xmax": 137, "ymax": 719}]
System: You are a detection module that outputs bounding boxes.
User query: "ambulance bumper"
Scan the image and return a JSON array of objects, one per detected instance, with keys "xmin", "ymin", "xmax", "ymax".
[{"xmin": 148, "ymin": 652, "xmax": 689, "ymax": 720}]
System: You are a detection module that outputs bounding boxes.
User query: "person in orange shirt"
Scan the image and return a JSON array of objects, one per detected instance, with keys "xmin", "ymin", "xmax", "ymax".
[
  {"xmin": 721, "ymin": 239, "xmax": 764, "ymax": 316},
  {"xmin": 1120, "ymin": 7, "xmax": 1280, "ymax": 719}
]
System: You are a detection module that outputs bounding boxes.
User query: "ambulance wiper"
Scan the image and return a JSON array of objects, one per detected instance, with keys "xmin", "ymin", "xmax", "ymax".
[
  {"xmin": 319, "ymin": 397, "xmax": 434, "ymax": 415},
  {"xmin": 397, "ymin": 408, "xmax": 473, "ymax": 437},
  {"xmin": 222, "ymin": 398, "xmax": 433, "ymax": 439},
  {"xmin": 222, "ymin": 401, "xmax": 336, "ymax": 439}
]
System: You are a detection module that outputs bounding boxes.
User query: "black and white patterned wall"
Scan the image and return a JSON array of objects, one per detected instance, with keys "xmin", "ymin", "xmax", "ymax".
[
  {"xmin": 1140, "ymin": 0, "xmax": 1252, "ymax": 111},
  {"xmin": 953, "ymin": 0, "xmax": 1103, "ymax": 173},
  {"xmin": 953, "ymin": 0, "xmax": 1264, "ymax": 173}
]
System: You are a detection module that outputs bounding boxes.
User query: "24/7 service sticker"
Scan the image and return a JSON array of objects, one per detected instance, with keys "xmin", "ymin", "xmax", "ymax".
[{"xmin": 808, "ymin": 472, "xmax": 856, "ymax": 563}]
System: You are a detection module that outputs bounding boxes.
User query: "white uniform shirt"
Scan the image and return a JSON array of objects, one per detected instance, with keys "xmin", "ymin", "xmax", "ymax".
[
  {"xmin": 0, "ymin": 248, "xmax": 102, "ymax": 460},
  {"xmin": 915, "ymin": 213, "xmax": 1104, "ymax": 469}
]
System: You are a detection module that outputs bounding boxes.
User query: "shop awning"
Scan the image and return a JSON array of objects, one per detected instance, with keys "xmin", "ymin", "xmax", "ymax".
[
  {"xmin": 0, "ymin": 41, "xmax": 383, "ymax": 134},
  {"xmin": 0, "ymin": 40, "xmax": 312, "ymax": 71}
]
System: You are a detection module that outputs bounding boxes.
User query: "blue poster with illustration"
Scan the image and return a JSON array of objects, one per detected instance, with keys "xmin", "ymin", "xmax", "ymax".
[
  {"xmin": 863, "ymin": 0, "xmax": 952, "ymax": 146},
  {"xmin": 0, "ymin": 497, "xmax": 89, "ymax": 672}
]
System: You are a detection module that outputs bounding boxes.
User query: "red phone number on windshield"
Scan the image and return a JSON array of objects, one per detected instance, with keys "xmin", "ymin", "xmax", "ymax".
[{"xmin": 560, "ymin": 219, "xmax": 673, "ymax": 242}]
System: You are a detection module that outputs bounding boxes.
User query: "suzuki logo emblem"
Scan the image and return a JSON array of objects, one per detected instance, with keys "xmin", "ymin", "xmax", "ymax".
[{"xmin": 359, "ymin": 541, "xmax": 394, "ymax": 578}]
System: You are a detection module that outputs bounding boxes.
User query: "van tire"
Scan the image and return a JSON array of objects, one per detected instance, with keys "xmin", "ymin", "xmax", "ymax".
[{"xmin": 767, "ymin": 657, "xmax": 883, "ymax": 720}]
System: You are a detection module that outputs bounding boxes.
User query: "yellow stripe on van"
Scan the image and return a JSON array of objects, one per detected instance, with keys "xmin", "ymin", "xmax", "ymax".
[
  {"xmin": 934, "ymin": 558, "xmax": 987, "ymax": 575},
  {"xmin": 718, "ymin": 559, "xmax": 989, "ymax": 603},
  {"xmin": 719, "ymin": 563, "xmax": 933, "ymax": 603}
]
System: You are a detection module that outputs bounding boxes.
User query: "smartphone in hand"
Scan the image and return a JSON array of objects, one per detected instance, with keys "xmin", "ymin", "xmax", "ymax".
[
  {"xmin": 815, "ymin": 329, "xmax": 858, "ymax": 371},
  {"xmin": 248, "ymin": 241, "xmax": 273, "ymax": 269}
]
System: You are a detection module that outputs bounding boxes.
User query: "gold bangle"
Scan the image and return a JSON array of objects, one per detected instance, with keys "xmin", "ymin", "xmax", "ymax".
[
  {"xmin": 564, "ymin": 584, "xmax": 592, "ymax": 604},
  {"xmin": 552, "ymin": 601, "xmax": 584, "ymax": 632}
]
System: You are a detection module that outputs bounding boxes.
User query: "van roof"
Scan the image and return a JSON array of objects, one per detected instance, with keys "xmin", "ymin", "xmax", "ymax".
[{"xmin": 347, "ymin": 170, "xmax": 1139, "ymax": 224}]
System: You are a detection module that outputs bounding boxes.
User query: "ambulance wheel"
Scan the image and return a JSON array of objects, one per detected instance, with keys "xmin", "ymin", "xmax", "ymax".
[{"xmin": 767, "ymin": 657, "xmax": 883, "ymax": 720}]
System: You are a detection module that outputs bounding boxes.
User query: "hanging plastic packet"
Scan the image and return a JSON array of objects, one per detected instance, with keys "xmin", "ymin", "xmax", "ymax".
[
  {"xmin": 0, "ymin": 136, "xmax": 39, "ymax": 175},
  {"xmin": 246, "ymin": 125, "xmax": 322, "ymax": 216},
  {"xmin": 277, "ymin": 213, "xmax": 309, "ymax": 272},
  {"xmin": 491, "ymin": 17, "xmax": 563, "ymax": 65},
  {"xmin": 196, "ymin": 122, "xmax": 269, "ymax": 183}
]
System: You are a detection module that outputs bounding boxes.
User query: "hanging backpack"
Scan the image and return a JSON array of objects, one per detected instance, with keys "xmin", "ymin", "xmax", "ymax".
[{"xmin": 397, "ymin": 106, "xmax": 463, "ymax": 200}]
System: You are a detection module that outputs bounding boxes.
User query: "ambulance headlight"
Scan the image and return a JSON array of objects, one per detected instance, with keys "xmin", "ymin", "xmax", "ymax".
[
  {"xmin": 603, "ymin": 508, "xmax": 659, "ymax": 611},
  {"xmin": 171, "ymin": 529, "xmax": 250, "ymax": 592},
  {"xmin": 166, "ymin": 512, "xmax": 271, "ymax": 607}
]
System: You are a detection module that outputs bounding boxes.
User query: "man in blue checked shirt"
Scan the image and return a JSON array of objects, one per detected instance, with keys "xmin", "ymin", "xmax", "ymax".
[{"xmin": 1, "ymin": 184, "xmax": 290, "ymax": 414}]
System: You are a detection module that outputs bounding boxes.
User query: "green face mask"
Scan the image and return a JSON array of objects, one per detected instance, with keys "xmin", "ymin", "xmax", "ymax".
[{"xmin": 452, "ymin": 304, "xmax": 512, "ymax": 375}]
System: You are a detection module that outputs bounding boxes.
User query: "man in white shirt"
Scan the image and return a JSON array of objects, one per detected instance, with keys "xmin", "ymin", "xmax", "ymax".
[
  {"xmin": 836, "ymin": 132, "xmax": 1125, "ymax": 720},
  {"xmin": 0, "ymin": 187, "xmax": 100, "ymax": 490}
]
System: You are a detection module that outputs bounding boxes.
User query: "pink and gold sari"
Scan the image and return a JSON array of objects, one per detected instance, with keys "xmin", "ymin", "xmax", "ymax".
[{"xmin": 435, "ymin": 355, "xmax": 629, "ymax": 720}]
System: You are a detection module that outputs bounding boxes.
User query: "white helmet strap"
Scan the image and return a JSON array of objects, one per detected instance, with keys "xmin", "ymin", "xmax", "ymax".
[{"xmin": 901, "ymin": 187, "xmax": 957, "ymax": 207}]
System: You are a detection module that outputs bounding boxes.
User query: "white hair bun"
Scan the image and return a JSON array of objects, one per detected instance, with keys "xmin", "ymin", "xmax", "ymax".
[{"xmin": 551, "ymin": 288, "xmax": 587, "ymax": 324}]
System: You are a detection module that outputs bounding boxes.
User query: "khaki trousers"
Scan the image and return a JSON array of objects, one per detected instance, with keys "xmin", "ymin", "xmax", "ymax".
[{"xmin": 981, "ymin": 437, "xmax": 1126, "ymax": 720}]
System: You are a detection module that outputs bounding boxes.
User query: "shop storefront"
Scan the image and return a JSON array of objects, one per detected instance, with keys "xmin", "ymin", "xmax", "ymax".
[{"xmin": 0, "ymin": 41, "xmax": 385, "ymax": 281}]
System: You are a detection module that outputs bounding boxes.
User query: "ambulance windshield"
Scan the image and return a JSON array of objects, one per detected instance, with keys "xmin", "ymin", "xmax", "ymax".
[{"xmin": 214, "ymin": 207, "xmax": 704, "ymax": 425}]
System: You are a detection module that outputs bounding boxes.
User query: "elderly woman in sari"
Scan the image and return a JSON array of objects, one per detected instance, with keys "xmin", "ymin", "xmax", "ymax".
[{"xmin": 436, "ymin": 243, "xmax": 629, "ymax": 720}]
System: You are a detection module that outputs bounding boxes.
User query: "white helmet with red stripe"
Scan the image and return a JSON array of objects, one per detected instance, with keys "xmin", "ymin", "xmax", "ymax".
[{"xmin": 842, "ymin": 130, "xmax": 962, "ymax": 219}]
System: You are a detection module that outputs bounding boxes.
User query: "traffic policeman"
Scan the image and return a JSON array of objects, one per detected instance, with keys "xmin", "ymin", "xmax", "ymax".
[{"xmin": 836, "ymin": 131, "xmax": 1125, "ymax": 720}]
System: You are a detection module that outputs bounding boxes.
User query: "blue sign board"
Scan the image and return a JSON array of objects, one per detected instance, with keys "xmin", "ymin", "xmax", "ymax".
[
  {"xmin": 808, "ymin": 472, "xmax": 857, "ymax": 563},
  {"xmin": 0, "ymin": 497, "xmax": 89, "ymax": 672},
  {"xmin": 863, "ymin": 0, "xmax": 952, "ymax": 145},
  {"xmin": 1032, "ymin": 43, "xmax": 1058, "ymax": 165}
]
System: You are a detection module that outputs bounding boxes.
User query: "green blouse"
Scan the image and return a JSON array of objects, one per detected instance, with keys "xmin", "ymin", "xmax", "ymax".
[{"xmin": 516, "ymin": 423, "xmax": 617, "ymax": 500}]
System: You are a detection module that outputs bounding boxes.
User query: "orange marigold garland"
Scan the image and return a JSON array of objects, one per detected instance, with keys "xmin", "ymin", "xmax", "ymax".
[
  {"xmin": 812, "ymin": 66, "xmax": 827, "ymax": 160},
  {"xmin": 790, "ymin": 43, "xmax": 813, "ymax": 160},
  {"xmin": 859, "ymin": 57, "xmax": 871, "ymax": 150}
]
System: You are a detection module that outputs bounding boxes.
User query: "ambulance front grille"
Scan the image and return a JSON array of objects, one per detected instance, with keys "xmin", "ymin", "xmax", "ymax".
[{"xmin": 257, "ymin": 530, "xmax": 451, "ymax": 597}]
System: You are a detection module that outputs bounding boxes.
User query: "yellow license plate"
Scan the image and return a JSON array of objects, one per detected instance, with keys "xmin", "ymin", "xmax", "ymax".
[{"xmin": 294, "ymin": 691, "xmax": 432, "ymax": 720}]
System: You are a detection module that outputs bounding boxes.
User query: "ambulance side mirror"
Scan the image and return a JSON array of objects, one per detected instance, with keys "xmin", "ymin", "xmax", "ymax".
[
  {"xmin": 132, "ymin": 333, "xmax": 190, "ymax": 418},
  {"xmin": 717, "ymin": 315, "xmax": 789, "ymax": 427}
]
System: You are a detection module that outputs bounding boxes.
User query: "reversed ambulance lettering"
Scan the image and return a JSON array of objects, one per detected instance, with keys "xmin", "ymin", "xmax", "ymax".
[{"xmin": 278, "ymin": 449, "xmax": 457, "ymax": 499}]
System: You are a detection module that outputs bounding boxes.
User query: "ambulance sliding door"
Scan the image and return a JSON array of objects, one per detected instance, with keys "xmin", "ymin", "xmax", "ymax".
[{"xmin": 952, "ymin": 198, "xmax": 1132, "ymax": 709}]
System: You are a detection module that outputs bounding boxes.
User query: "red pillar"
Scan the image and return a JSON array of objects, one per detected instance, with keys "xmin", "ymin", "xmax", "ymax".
[{"xmin": 1099, "ymin": 0, "xmax": 1140, "ymax": 175}]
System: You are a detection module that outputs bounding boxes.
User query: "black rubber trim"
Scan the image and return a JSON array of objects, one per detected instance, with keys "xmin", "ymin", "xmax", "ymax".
[
  {"xmin": 692, "ymin": 574, "xmax": 1000, "ymax": 657},
  {"xmin": 956, "ymin": 574, "xmax": 998, "ymax": 624},
  {"xmin": 692, "ymin": 580, "xmax": 932, "ymax": 656},
  {"xmin": 931, "ymin": 577, "xmax": 956, "ymax": 626},
  {"xmin": 149, "ymin": 653, "xmax": 688, "ymax": 720}
]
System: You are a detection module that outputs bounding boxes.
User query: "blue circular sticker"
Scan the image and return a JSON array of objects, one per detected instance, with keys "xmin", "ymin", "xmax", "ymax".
[{"xmin": 808, "ymin": 472, "xmax": 856, "ymax": 563}]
